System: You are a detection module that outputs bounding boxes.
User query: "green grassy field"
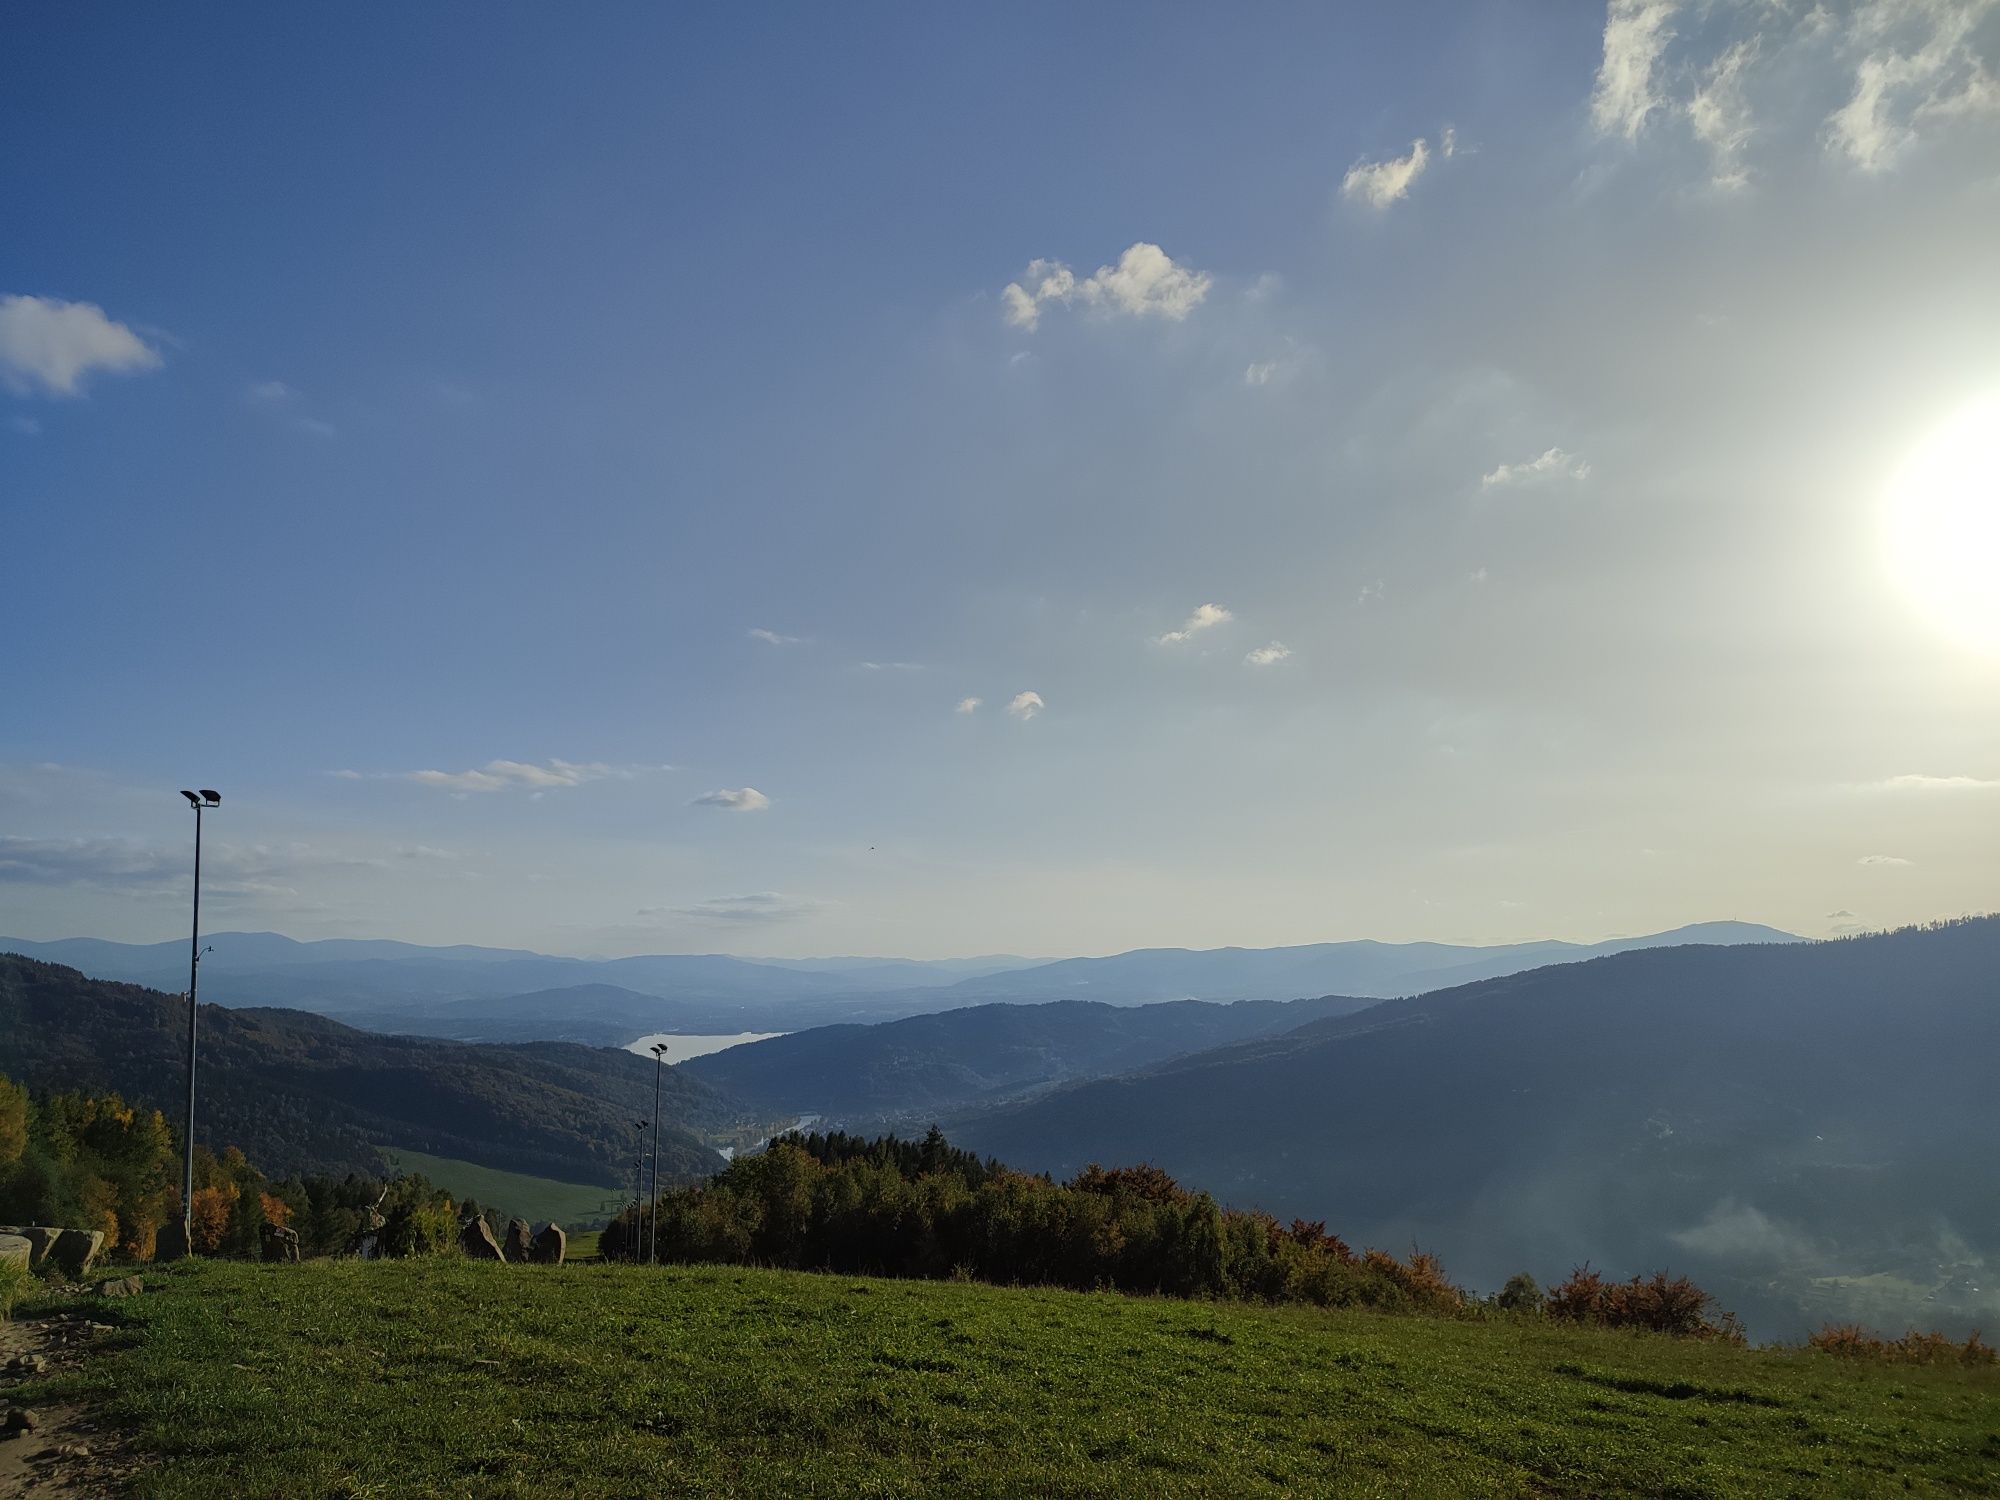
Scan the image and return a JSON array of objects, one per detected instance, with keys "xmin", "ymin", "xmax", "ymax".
[
  {"xmin": 21, "ymin": 1260, "xmax": 1999, "ymax": 1498},
  {"xmin": 377, "ymin": 1147, "xmax": 628, "ymax": 1229}
]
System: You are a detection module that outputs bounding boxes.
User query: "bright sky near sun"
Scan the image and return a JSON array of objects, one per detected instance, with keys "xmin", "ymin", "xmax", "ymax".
[{"xmin": 3, "ymin": 3, "xmax": 1998, "ymax": 958}]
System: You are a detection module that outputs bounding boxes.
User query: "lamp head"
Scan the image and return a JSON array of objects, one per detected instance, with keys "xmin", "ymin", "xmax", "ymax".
[
  {"xmin": 180, "ymin": 790, "xmax": 200, "ymax": 807},
  {"xmin": 198, "ymin": 790, "xmax": 221, "ymax": 806}
]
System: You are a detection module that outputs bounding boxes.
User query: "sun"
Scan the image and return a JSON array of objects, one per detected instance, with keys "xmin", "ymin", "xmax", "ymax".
[{"xmin": 1883, "ymin": 391, "xmax": 2000, "ymax": 656}]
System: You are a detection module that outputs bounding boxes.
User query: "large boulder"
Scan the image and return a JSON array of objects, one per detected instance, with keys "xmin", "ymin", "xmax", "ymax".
[
  {"xmin": 48, "ymin": 1229, "xmax": 104, "ymax": 1278},
  {"xmin": 503, "ymin": 1219, "xmax": 534, "ymax": 1263},
  {"xmin": 0, "ymin": 1227, "xmax": 60, "ymax": 1267},
  {"xmin": 530, "ymin": 1223, "xmax": 566, "ymax": 1265},
  {"xmin": 460, "ymin": 1216, "xmax": 505, "ymax": 1262},
  {"xmin": 0, "ymin": 1235, "xmax": 29, "ymax": 1272}
]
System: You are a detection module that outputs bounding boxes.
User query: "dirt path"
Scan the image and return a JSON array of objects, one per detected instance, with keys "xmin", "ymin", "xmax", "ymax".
[{"xmin": 1, "ymin": 1308, "xmax": 134, "ymax": 1497}]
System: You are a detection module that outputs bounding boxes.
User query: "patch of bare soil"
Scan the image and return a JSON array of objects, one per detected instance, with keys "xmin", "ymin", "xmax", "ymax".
[{"xmin": 0, "ymin": 1307, "xmax": 138, "ymax": 1497}]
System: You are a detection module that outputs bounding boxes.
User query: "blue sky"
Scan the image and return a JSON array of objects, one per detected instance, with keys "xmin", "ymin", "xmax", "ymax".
[{"xmin": 4, "ymin": 2, "xmax": 1998, "ymax": 956}]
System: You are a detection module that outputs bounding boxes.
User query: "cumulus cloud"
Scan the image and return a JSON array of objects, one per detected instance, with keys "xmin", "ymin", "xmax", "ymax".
[
  {"xmin": 1341, "ymin": 138, "xmax": 1431, "ymax": 208},
  {"xmin": 1007, "ymin": 691, "xmax": 1044, "ymax": 720},
  {"xmin": 692, "ymin": 786, "xmax": 771, "ymax": 811},
  {"xmin": 748, "ymin": 627, "xmax": 804, "ymax": 646},
  {"xmin": 0, "ymin": 294, "xmax": 162, "ymax": 396},
  {"xmin": 1245, "ymin": 642, "xmax": 1292, "ymax": 667},
  {"xmin": 1592, "ymin": 0, "xmax": 1679, "ymax": 140},
  {"xmin": 1481, "ymin": 447, "xmax": 1592, "ymax": 488},
  {"xmin": 1590, "ymin": 0, "xmax": 2000, "ymax": 179},
  {"xmin": 956, "ymin": 696, "xmax": 983, "ymax": 714},
  {"xmin": 1858, "ymin": 853, "xmax": 1913, "ymax": 865},
  {"xmin": 1002, "ymin": 243, "xmax": 1212, "ymax": 331},
  {"xmin": 1155, "ymin": 602, "xmax": 1234, "ymax": 645},
  {"xmin": 1826, "ymin": 0, "xmax": 2000, "ymax": 171}
]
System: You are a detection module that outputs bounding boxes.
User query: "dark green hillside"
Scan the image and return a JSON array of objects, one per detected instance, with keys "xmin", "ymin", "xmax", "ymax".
[
  {"xmin": 683, "ymin": 994, "xmax": 1379, "ymax": 1124},
  {"xmin": 0, "ymin": 953, "xmax": 734, "ymax": 1186},
  {"xmin": 955, "ymin": 920, "xmax": 2000, "ymax": 1340},
  {"xmin": 29, "ymin": 1259, "xmax": 1998, "ymax": 1497}
]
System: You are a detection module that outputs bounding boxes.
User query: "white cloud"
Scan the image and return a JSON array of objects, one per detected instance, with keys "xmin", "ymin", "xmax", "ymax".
[
  {"xmin": 1245, "ymin": 642, "xmax": 1292, "ymax": 667},
  {"xmin": 348, "ymin": 758, "xmax": 650, "ymax": 794},
  {"xmin": 860, "ymin": 660, "xmax": 923, "ymax": 672},
  {"xmin": 10, "ymin": 415, "xmax": 40, "ymax": 435},
  {"xmin": 1858, "ymin": 853, "xmax": 1913, "ymax": 865},
  {"xmin": 0, "ymin": 294, "xmax": 162, "ymax": 396},
  {"xmin": 1876, "ymin": 772, "xmax": 2000, "ymax": 791},
  {"xmin": 1689, "ymin": 37, "xmax": 1761, "ymax": 188},
  {"xmin": 1592, "ymin": 0, "xmax": 1679, "ymax": 140},
  {"xmin": 692, "ymin": 786, "xmax": 771, "ymax": 811},
  {"xmin": 1481, "ymin": 447, "xmax": 1592, "ymax": 488},
  {"xmin": 652, "ymin": 891, "xmax": 824, "ymax": 925},
  {"xmin": 1826, "ymin": 0, "xmax": 2000, "ymax": 171},
  {"xmin": 956, "ymin": 696, "xmax": 983, "ymax": 714},
  {"xmin": 1155, "ymin": 602, "xmax": 1234, "ymax": 645},
  {"xmin": 1007, "ymin": 691, "xmax": 1044, "ymax": 720},
  {"xmin": 1002, "ymin": 243, "xmax": 1211, "ymax": 331},
  {"xmin": 244, "ymin": 379, "xmax": 297, "ymax": 405},
  {"xmin": 1341, "ymin": 138, "xmax": 1431, "ymax": 208},
  {"xmin": 749, "ymin": 627, "xmax": 804, "ymax": 646}
]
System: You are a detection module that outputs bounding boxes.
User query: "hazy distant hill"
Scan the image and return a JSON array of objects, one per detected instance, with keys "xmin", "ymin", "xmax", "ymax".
[
  {"xmin": 681, "ymin": 993, "xmax": 1383, "ymax": 1126},
  {"xmin": 920, "ymin": 922, "xmax": 1797, "ymax": 1007},
  {"xmin": 952, "ymin": 920, "xmax": 1998, "ymax": 1339},
  {"xmin": 0, "ymin": 923, "xmax": 1799, "ymax": 1047},
  {"xmin": 0, "ymin": 953, "xmax": 733, "ymax": 1187}
]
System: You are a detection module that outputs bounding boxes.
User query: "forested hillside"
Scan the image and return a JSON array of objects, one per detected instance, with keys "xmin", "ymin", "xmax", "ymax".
[
  {"xmin": 955, "ymin": 920, "xmax": 2000, "ymax": 1340},
  {"xmin": 683, "ymin": 994, "xmax": 1379, "ymax": 1125},
  {"xmin": 0, "ymin": 953, "xmax": 733, "ymax": 1186}
]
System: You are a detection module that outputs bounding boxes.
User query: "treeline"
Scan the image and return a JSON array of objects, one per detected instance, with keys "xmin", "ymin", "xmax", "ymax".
[
  {"xmin": 604, "ymin": 1128, "xmax": 1467, "ymax": 1314},
  {"xmin": 0, "ymin": 1071, "xmax": 461, "ymax": 1261}
]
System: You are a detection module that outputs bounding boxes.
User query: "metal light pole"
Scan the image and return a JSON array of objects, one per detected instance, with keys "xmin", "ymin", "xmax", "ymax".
[
  {"xmin": 178, "ymin": 789, "xmax": 221, "ymax": 1255},
  {"xmin": 631, "ymin": 1119, "xmax": 649, "ymax": 1262},
  {"xmin": 647, "ymin": 1042, "xmax": 668, "ymax": 1264}
]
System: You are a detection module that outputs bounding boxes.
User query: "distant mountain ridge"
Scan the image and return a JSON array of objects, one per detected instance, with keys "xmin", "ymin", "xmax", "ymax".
[
  {"xmin": 948, "ymin": 919, "xmax": 2000, "ymax": 1340},
  {"xmin": 0, "ymin": 922, "xmax": 1797, "ymax": 1046}
]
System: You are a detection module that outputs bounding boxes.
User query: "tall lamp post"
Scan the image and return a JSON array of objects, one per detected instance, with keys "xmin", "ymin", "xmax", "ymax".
[
  {"xmin": 631, "ymin": 1119, "xmax": 650, "ymax": 1261},
  {"xmin": 647, "ymin": 1043, "xmax": 671, "ymax": 1263},
  {"xmin": 178, "ymin": 789, "xmax": 221, "ymax": 1255}
]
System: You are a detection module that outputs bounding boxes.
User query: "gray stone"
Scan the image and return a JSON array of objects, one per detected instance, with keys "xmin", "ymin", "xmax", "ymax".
[
  {"xmin": 0, "ymin": 1226, "xmax": 60, "ymax": 1267},
  {"xmin": 503, "ymin": 1218, "xmax": 533, "ymax": 1262},
  {"xmin": 47, "ymin": 1229, "xmax": 104, "ymax": 1278},
  {"xmin": 2, "ymin": 1407, "xmax": 36, "ymax": 1436},
  {"xmin": 530, "ymin": 1223, "xmax": 567, "ymax": 1265},
  {"xmin": 0, "ymin": 1234, "xmax": 29, "ymax": 1272},
  {"xmin": 460, "ymin": 1216, "xmax": 505, "ymax": 1262},
  {"xmin": 95, "ymin": 1276, "xmax": 144, "ymax": 1298}
]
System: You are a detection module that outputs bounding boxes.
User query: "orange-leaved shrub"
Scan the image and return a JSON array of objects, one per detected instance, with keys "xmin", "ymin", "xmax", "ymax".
[
  {"xmin": 1808, "ymin": 1324, "xmax": 1997, "ymax": 1365},
  {"xmin": 1544, "ymin": 1264, "xmax": 1743, "ymax": 1342}
]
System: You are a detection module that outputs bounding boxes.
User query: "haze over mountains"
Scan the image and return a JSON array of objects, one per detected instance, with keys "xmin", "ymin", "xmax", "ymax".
[
  {"xmin": 0, "ymin": 921, "xmax": 1796, "ymax": 1047},
  {"xmin": 951, "ymin": 919, "xmax": 2000, "ymax": 1341}
]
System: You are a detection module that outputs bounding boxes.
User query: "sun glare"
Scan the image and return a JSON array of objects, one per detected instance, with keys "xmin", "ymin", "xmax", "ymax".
[{"xmin": 1883, "ymin": 391, "xmax": 2000, "ymax": 655}]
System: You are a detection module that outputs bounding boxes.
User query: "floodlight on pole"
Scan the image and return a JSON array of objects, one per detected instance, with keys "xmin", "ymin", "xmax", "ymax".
[{"xmin": 178, "ymin": 788, "xmax": 220, "ymax": 1255}]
